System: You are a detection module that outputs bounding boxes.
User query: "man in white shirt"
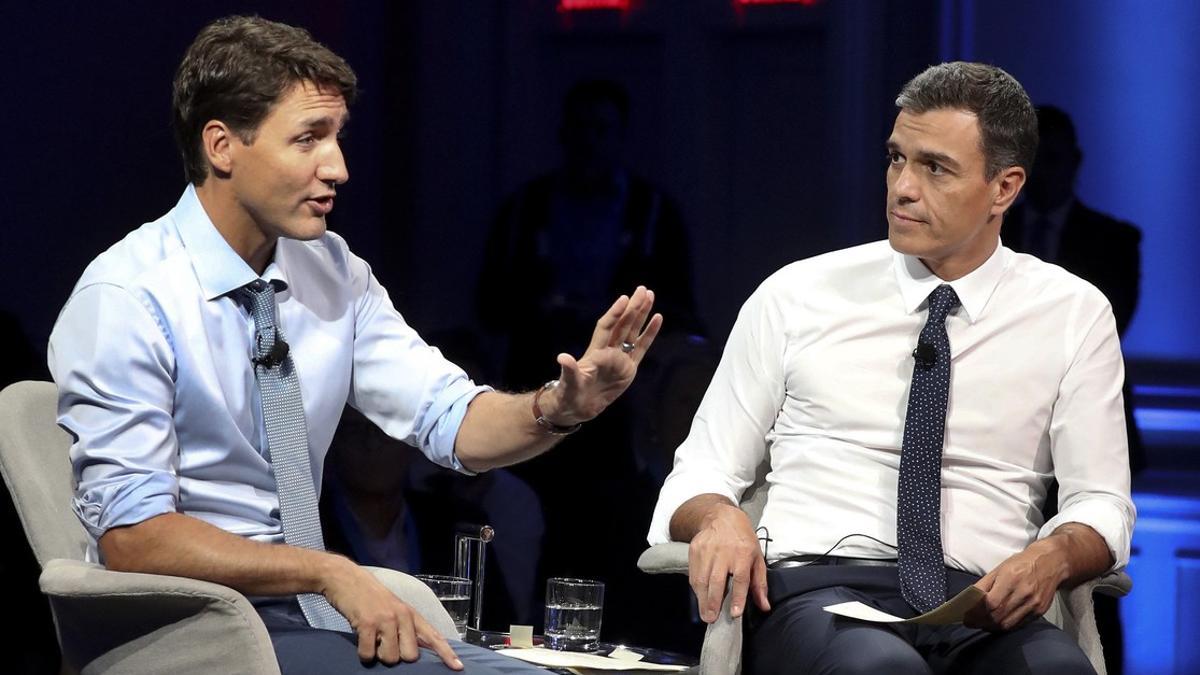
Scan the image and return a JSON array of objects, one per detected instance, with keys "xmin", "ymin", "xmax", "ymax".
[{"xmin": 648, "ymin": 62, "xmax": 1134, "ymax": 673}]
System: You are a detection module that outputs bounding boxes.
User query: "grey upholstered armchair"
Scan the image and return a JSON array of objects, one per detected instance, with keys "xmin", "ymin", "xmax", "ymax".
[
  {"xmin": 0, "ymin": 381, "xmax": 457, "ymax": 675},
  {"xmin": 638, "ymin": 459, "xmax": 1132, "ymax": 675}
]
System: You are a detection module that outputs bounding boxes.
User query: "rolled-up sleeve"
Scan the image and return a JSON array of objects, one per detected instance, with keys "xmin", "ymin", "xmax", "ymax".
[
  {"xmin": 48, "ymin": 284, "xmax": 180, "ymax": 547},
  {"xmin": 1039, "ymin": 300, "xmax": 1136, "ymax": 570},
  {"xmin": 647, "ymin": 281, "xmax": 787, "ymax": 544},
  {"xmin": 346, "ymin": 257, "xmax": 490, "ymax": 473}
]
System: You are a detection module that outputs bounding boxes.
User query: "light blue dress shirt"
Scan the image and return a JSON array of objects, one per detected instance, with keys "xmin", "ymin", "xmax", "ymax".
[{"xmin": 49, "ymin": 185, "xmax": 489, "ymax": 562}]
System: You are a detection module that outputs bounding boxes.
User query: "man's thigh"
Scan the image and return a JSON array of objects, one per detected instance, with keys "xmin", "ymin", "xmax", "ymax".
[
  {"xmin": 745, "ymin": 585, "xmax": 932, "ymax": 675},
  {"xmin": 932, "ymin": 618, "xmax": 1095, "ymax": 675},
  {"xmin": 267, "ymin": 625, "xmax": 542, "ymax": 675},
  {"xmin": 745, "ymin": 580, "xmax": 1093, "ymax": 675}
]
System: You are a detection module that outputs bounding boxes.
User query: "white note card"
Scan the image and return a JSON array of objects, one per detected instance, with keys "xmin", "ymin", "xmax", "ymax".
[{"xmin": 822, "ymin": 585, "xmax": 985, "ymax": 625}]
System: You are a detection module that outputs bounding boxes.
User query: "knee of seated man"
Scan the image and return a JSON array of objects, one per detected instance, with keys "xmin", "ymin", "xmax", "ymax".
[
  {"xmin": 1016, "ymin": 638, "xmax": 1095, "ymax": 675},
  {"xmin": 752, "ymin": 617, "xmax": 930, "ymax": 674},
  {"xmin": 957, "ymin": 624, "xmax": 1095, "ymax": 675},
  {"xmin": 747, "ymin": 634, "xmax": 930, "ymax": 675},
  {"xmin": 827, "ymin": 636, "xmax": 931, "ymax": 675}
]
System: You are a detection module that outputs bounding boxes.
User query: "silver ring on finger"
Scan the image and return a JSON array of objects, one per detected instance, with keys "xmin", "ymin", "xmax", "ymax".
[{"xmin": 620, "ymin": 341, "xmax": 636, "ymax": 354}]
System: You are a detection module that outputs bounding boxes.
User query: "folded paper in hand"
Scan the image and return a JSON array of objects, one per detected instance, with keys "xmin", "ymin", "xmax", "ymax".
[{"xmin": 822, "ymin": 585, "xmax": 985, "ymax": 625}]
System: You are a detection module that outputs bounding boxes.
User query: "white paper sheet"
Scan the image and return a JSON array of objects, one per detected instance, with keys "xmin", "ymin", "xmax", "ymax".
[
  {"xmin": 495, "ymin": 646, "xmax": 688, "ymax": 671},
  {"xmin": 822, "ymin": 585, "xmax": 985, "ymax": 625}
]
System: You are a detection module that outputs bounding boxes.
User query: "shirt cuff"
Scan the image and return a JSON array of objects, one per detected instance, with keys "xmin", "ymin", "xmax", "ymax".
[
  {"xmin": 424, "ymin": 380, "xmax": 493, "ymax": 475},
  {"xmin": 647, "ymin": 471, "xmax": 747, "ymax": 545},
  {"xmin": 73, "ymin": 471, "xmax": 178, "ymax": 543},
  {"xmin": 1038, "ymin": 496, "xmax": 1135, "ymax": 571}
]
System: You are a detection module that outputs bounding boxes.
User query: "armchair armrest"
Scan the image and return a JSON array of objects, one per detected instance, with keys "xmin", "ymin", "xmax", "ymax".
[
  {"xmin": 1056, "ymin": 571, "xmax": 1130, "ymax": 675},
  {"xmin": 1095, "ymin": 570, "xmax": 1132, "ymax": 598},
  {"xmin": 701, "ymin": 585, "xmax": 743, "ymax": 675},
  {"xmin": 40, "ymin": 558, "xmax": 280, "ymax": 675},
  {"xmin": 637, "ymin": 542, "xmax": 690, "ymax": 575},
  {"xmin": 638, "ymin": 544, "xmax": 738, "ymax": 674},
  {"xmin": 362, "ymin": 566, "xmax": 458, "ymax": 639}
]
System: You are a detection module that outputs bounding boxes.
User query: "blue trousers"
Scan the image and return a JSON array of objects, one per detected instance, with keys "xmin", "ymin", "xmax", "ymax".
[
  {"xmin": 744, "ymin": 564, "xmax": 1095, "ymax": 674},
  {"xmin": 259, "ymin": 604, "xmax": 543, "ymax": 674}
]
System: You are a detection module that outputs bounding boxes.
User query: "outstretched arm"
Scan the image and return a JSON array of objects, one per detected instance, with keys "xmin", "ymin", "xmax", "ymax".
[{"xmin": 455, "ymin": 286, "xmax": 663, "ymax": 472}]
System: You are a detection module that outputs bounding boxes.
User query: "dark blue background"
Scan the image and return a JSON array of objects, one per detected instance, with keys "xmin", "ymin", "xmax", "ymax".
[{"xmin": 3, "ymin": 1, "xmax": 1197, "ymax": 672}]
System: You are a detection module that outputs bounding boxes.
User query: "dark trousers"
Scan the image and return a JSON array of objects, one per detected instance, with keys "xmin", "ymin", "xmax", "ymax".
[
  {"xmin": 744, "ymin": 564, "xmax": 1095, "ymax": 675},
  {"xmin": 259, "ymin": 604, "xmax": 543, "ymax": 674}
]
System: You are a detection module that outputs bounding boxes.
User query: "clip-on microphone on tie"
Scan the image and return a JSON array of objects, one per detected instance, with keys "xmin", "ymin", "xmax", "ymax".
[
  {"xmin": 912, "ymin": 341, "xmax": 937, "ymax": 369},
  {"xmin": 252, "ymin": 337, "xmax": 290, "ymax": 368}
]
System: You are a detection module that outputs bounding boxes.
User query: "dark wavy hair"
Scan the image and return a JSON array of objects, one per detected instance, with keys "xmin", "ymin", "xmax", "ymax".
[{"xmin": 171, "ymin": 16, "xmax": 358, "ymax": 185}]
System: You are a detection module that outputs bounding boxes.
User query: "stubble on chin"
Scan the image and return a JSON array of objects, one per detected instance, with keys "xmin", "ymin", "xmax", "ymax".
[{"xmin": 887, "ymin": 220, "xmax": 919, "ymax": 256}]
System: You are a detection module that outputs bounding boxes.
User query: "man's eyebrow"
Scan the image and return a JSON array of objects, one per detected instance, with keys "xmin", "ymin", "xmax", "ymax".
[
  {"xmin": 297, "ymin": 112, "xmax": 351, "ymax": 130},
  {"xmin": 884, "ymin": 141, "xmax": 965, "ymax": 176},
  {"xmin": 913, "ymin": 149, "xmax": 960, "ymax": 170},
  {"xmin": 886, "ymin": 140, "xmax": 959, "ymax": 168}
]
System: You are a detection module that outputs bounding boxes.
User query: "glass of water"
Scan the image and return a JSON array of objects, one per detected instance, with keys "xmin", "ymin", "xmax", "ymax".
[
  {"xmin": 544, "ymin": 577, "xmax": 604, "ymax": 651},
  {"xmin": 414, "ymin": 574, "xmax": 472, "ymax": 637}
]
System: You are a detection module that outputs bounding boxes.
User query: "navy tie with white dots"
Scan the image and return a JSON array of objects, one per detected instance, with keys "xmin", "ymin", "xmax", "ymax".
[
  {"xmin": 897, "ymin": 284, "xmax": 960, "ymax": 614},
  {"xmin": 244, "ymin": 280, "xmax": 352, "ymax": 633}
]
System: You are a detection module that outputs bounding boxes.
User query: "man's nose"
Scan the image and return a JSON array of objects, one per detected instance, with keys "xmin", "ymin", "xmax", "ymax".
[
  {"xmin": 892, "ymin": 164, "xmax": 919, "ymax": 204},
  {"xmin": 318, "ymin": 142, "xmax": 349, "ymax": 186}
]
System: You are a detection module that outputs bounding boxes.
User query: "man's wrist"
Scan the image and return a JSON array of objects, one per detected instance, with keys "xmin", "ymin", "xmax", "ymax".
[
  {"xmin": 695, "ymin": 499, "xmax": 749, "ymax": 540},
  {"xmin": 1045, "ymin": 522, "xmax": 1113, "ymax": 584},
  {"xmin": 702, "ymin": 501, "xmax": 744, "ymax": 526},
  {"xmin": 313, "ymin": 550, "xmax": 354, "ymax": 595},
  {"xmin": 1030, "ymin": 535, "xmax": 1073, "ymax": 586},
  {"xmin": 532, "ymin": 380, "xmax": 582, "ymax": 435}
]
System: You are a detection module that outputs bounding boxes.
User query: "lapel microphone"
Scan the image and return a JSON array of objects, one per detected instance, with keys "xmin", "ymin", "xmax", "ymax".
[
  {"xmin": 912, "ymin": 341, "xmax": 937, "ymax": 368},
  {"xmin": 252, "ymin": 338, "xmax": 290, "ymax": 368}
]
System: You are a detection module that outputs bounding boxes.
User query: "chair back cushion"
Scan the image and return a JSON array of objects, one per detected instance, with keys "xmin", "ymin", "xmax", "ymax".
[
  {"xmin": 0, "ymin": 381, "xmax": 89, "ymax": 564},
  {"xmin": 739, "ymin": 457, "xmax": 772, "ymax": 527}
]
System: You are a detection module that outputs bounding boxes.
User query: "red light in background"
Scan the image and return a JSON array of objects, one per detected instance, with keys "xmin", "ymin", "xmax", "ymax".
[
  {"xmin": 557, "ymin": 0, "xmax": 631, "ymax": 11},
  {"xmin": 734, "ymin": 0, "xmax": 821, "ymax": 6}
]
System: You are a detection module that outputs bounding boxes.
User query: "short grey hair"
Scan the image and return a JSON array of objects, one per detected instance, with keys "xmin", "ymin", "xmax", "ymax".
[{"xmin": 895, "ymin": 62, "xmax": 1037, "ymax": 180}]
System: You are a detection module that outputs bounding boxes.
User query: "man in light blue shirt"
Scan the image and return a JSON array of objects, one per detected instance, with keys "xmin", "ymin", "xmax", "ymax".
[{"xmin": 48, "ymin": 16, "xmax": 662, "ymax": 674}]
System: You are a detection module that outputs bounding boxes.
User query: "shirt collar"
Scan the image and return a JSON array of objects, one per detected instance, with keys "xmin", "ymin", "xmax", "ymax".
[
  {"xmin": 171, "ymin": 184, "xmax": 290, "ymax": 300},
  {"xmin": 893, "ymin": 237, "xmax": 1008, "ymax": 324}
]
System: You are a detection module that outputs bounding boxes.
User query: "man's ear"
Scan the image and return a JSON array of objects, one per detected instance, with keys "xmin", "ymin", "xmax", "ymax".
[
  {"xmin": 201, "ymin": 120, "xmax": 236, "ymax": 178},
  {"xmin": 991, "ymin": 166, "xmax": 1026, "ymax": 217}
]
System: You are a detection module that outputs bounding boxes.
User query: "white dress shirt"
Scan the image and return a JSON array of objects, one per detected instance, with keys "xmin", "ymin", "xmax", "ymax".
[
  {"xmin": 50, "ymin": 185, "xmax": 489, "ymax": 562},
  {"xmin": 648, "ymin": 239, "xmax": 1135, "ymax": 575}
]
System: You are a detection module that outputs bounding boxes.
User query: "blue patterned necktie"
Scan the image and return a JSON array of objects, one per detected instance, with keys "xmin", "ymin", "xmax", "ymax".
[
  {"xmin": 897, "ymin": 284, "xmax": 960, "ymax": 613},
  {"xmin": 243, "ymin": 280, "xmax": 352, "ymax": 633}
]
